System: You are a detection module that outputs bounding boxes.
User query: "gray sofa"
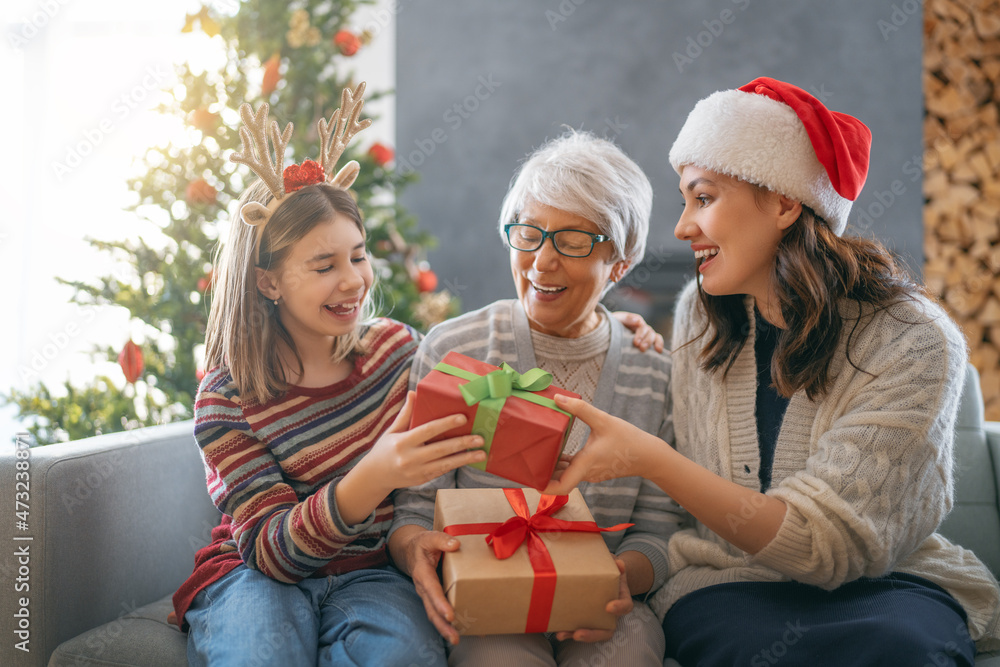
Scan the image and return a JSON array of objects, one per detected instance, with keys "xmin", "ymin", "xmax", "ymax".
[{"xmin": 2, "ymin": 365, "xmax": 999, "ymax": 666}]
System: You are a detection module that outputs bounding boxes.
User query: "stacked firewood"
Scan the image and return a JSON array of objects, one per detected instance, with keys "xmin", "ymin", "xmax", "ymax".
[{"xmin": 923, "ymin": 0, "xmax": 1000, "ymax": 419}]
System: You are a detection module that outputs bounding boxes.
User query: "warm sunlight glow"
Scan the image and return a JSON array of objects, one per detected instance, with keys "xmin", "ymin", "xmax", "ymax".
[{"xmin": 1, "ymin": 0, "xmax": 395, "ymax": 438}]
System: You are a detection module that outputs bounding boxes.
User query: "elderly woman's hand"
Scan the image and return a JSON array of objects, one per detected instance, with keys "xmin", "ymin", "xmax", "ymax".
[
  {"xmin": 554, "ymin": 559, "xmax": 633, "ymax": 643},
  {"xmin": 392, "ymin": 525, "xmax": 464, "ymax": 645},
  {"xmin": 612, "ymin": 311, "xmax": 664, "ymax": 353}
]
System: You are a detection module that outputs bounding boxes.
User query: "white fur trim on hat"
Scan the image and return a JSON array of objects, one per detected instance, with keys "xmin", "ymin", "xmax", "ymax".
[{"xmin": 669, "ymin": 89, "xmax": 853, "ymax": 234}]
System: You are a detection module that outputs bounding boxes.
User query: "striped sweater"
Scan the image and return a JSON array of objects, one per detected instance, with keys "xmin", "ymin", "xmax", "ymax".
[
  {"xmin": 389, "ymin": 300, "xmax": 685, "ymax": 594},
  {"xmin": 172, "ymin": 318, "xmax": 418, "ymax": 625}
]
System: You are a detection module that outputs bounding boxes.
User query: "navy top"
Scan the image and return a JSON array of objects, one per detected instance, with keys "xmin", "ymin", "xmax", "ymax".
[{"xmin": 754, "ymin": 310, "xmax": 789, "ymax": 492}]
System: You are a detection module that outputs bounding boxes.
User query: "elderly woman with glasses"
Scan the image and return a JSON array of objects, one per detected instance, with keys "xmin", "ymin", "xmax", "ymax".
[{"xmin": 388, "ymin": 130, "xmax": 683, "ymax": 666}]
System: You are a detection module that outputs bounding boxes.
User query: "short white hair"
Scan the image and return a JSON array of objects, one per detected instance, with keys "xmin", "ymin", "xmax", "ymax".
[{"xmin": 498, "ymin": 129, "xmax": 652, "ymax": 272}]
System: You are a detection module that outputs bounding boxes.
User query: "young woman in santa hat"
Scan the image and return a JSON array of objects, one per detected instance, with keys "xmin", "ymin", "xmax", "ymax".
[{"xmin": 546, "ymin": 77, "xmax": 1000, "ymax": 665}]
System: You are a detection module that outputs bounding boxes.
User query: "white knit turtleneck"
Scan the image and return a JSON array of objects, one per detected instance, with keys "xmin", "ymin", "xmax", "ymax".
[{"xmin": 529, "ymin": 312, "xmax": 611, "ymax": 455}]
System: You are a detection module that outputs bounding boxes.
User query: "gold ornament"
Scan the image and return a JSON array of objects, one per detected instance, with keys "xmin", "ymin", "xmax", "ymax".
[{"xmin": 413, "ymin": 291, "xmax": 455, "ymax": 330}]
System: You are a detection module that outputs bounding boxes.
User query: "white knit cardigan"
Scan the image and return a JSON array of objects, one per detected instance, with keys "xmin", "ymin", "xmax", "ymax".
[{"xmin": 649, "ymin": 279, "xmax": 1000, "ymax": 650}]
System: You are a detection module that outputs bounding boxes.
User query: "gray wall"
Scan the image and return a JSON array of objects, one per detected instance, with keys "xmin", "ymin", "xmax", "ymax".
[{"xmin": 397, "ymin": 0, "xmax": 924, "ymax": 317}]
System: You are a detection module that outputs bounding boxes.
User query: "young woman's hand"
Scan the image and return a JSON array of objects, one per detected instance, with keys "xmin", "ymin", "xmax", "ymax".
[
  {"xmin": 612, "ymin": 311, "xmax": 665, "ymax": 353},
  {"xmin": 547, "ymin": 397, "xmax": 788, "ymax": 555},
  {"xmin": 544, "ymin": 395, "xmax": 653, "ymax": 495},
  {"xmin": 336, "ymin": 392, "xmax": 485, "ymax": 525},
  {"xmin": 554, "ymin": 559, "xmax": 633, "ymax": 643},
  {"xmin": 552, "ymin": 453, "xmax": 572, "ymax": 480}
]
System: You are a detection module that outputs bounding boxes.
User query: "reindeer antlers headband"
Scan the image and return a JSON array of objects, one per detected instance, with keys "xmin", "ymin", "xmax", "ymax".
[{"xmin": 229, "ymin": 81, "xmax": 373, "ymax": 263}]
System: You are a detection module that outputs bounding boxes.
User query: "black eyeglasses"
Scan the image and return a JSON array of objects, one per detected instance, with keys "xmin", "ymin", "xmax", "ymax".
[{"xmin": 503, "ymin": 221, "xmax": 610, "ymax": 258}]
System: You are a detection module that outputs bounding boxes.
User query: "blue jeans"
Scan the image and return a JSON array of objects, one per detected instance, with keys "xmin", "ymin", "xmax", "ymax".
[
  {"xmin": 186, "ymin": 564, "xmax": 446, "ymax": 667},
  {"xmin": 663, "ymin": 573, "xmax": 975, "ymax": 667}
]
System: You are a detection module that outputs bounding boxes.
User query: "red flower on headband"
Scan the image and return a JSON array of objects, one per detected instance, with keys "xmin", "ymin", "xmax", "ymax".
[{"xmin": 283, "ymin": 159, "xmax": 325, "ymax": 193}]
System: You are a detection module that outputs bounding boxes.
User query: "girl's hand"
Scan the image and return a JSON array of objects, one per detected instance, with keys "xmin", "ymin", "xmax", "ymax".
[
  {"xmin": 336, "ymin": 392, "xmax": 485, "ymax": 525},
  {"xmin": 554, "ymin": 559, "xmax": 633, "ymax": 643},
  {"xmin": 612, "ymin": 311, "xmax": 665, "ymax": 353},
  {"xmin": 544, "ymin": 395, "xmax": 651, "ymax": 495},
  {"xmin": 366, "ymin": 391, "xmax": 486, "ymax": 493}
]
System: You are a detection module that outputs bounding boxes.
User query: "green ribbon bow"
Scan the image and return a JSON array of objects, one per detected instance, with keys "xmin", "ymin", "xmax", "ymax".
[{"xmin": 432, "ymin": 361, "xmax": 571, "ymax": 470}]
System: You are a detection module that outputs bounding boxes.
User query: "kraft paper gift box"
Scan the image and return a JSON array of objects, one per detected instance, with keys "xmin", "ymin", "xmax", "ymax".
[
  {"xmin": 409, "ymin": 351, "xmax": 579, "ymax": 490},
  {"xmin": 432, "ymin": 487, "xmax": 629, "ymax": 636}
]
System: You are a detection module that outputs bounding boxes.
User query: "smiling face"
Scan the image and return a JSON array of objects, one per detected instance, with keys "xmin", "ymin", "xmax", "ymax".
[
  {"xmin": 510, "ymin": 201, "xmax": 628, "ymax": 338},
  {"xmin": 675, "ymin": 165, "xmax": 800, "ymax": 308},
  {"xmin": 257, "ymin": 213, "xmax": 373, "ymax": 351}
]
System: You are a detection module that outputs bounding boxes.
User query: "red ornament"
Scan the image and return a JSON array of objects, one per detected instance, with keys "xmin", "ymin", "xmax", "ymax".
[
  {"xmin": 197, "ymin": 268, "xmax": 214, "ymax": 292},
  {"xmin": 118, "ymin": 340, "xmax": 144, "ymax": 384},
  {"xmin": 261, "ymin": 53, "xmax": 282, "ymax": 96},
  {"xmin": 416, "ymin": 268, "xmax": 438, "ymax": 293},
  {"xmin": 185, "ymin": 179, "xmax": 217, "ymax": 205},
  {"xmin": 368, "ymin": 142, "xmax": 394, "ymax": 167},
  {"xmin": 283, "ymin": 159, "xmax": 326, "ymax": 193},
  {"xmin": 189, "ymin": 108, "xmax": 218, "ymax": 133},
  {"xmin": 334, "ymin": 30, "xmax": 361, "ymax": 56}
]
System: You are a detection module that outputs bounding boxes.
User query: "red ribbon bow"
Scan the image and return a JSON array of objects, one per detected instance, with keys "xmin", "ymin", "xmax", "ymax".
[{"xmin": 443, "ymin": 488, "xmax": 632, "ymax": 633}]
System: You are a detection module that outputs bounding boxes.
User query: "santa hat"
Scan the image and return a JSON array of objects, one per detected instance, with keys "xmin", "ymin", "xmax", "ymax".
[{"xmin": 668, "ymin": 77, "xmax": 871, "ymax": 235}]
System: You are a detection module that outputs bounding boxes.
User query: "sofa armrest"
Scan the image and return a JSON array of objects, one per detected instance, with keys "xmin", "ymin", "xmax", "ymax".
[
  {"xmin": 939, "ymin": 366, "xmax": 1000, "ymax": 581},
  {"xmin": 988, "ymin": 420, "xmax": 1000, "ymax": 518},
  {"xmin": 0, "ymin": 421, "xmax": 221, "ymax": 667}
]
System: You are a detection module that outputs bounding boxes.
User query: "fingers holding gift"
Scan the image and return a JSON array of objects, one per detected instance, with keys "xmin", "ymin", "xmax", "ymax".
[
  {"xmin": 412, "ymin": 434, "xmax": 487, "ymax": 482},
  {"xmin": 543, "ymin": 447, "xmax": 599, "ymax": 495},
  {"xmin": 609, "ymin": 558, "xmax": 635, "ymax": 616},
  {"xmin": 545, "ymin": 395, "xmax": 653, "ymax": 492},
  {"xmin": 370, "ymin": 410, "xmax": 485, "ymax": 489},
  {"xmin": 414, "ymin": 560, "xmax": 459, "ymax": 645},
  {"xmin": 554, "ymin": 559, "xmax": 633, "ymax": 643},
  {"xmin": 385, "ymin": 390, "xmax": 417, "ymax": 433},
  {"xmin": 551, "ymin": 453, "xmax": 572, "ymax": 480},
  {"xmin": 408, "ymin": 530, "xmax": 462, "ymax": 644}
]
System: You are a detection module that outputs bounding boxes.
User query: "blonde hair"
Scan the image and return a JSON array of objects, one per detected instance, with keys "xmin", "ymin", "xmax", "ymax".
[{"xmin": 205, "ymin": 181, "xmax": 371, "ymax": 403}]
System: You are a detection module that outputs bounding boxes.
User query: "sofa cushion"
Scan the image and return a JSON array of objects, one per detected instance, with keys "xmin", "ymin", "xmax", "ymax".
[{"xmin": 47, "ymin": 595, "xmax": 185, "ymax": 667}]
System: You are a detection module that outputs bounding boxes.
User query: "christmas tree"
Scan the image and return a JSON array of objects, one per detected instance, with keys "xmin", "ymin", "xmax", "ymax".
[{"xmin": 5, "ymin": 0, "xmax": 457, "ymax": 445}]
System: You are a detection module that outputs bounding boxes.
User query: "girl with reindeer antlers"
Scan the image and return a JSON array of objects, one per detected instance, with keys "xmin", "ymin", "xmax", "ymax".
[{"xmin": 169, "ymin": 83, "xmax": 487, "ymax": 667}]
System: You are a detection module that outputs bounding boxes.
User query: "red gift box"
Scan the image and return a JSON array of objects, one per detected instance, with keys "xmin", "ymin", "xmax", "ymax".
[{"xmin": 409, "ymin": 351, "xmax": 579, "ymax": 490}]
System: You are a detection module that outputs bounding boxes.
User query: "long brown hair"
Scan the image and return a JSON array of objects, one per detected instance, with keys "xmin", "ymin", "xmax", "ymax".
[
  {"xmin": 205, "ymin": 181, "xmax": 370, "ymax": 403},
  {"xmin": 693, "ymin": 197, "xmax": 925, "ymax": 400}
]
